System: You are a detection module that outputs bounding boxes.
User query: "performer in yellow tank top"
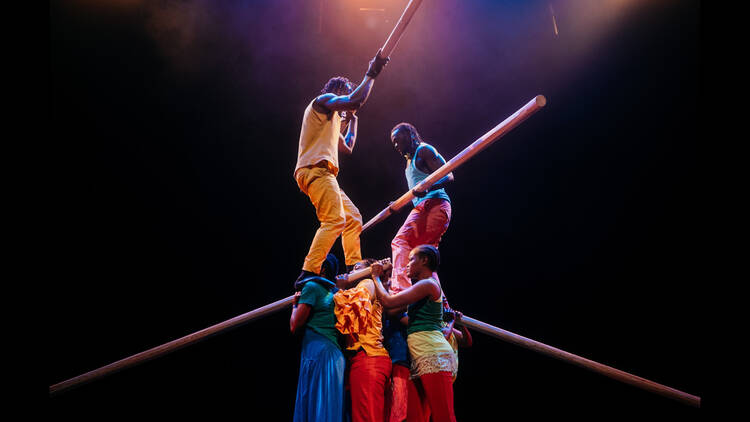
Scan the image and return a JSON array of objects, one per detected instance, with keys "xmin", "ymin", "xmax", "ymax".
[{"xmin": 293, "ymin": 51, "xmax": 389, "ymax": 287}]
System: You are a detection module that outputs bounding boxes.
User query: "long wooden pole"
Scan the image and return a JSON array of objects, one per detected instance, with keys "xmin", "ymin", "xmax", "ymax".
[
  {"xmin": 362, "ymin": 95, "xmax": 547, "ymax": 232},
  {"xmin": 49, "ymin": 262, "xmax": 388, "ymax": 396},
  {"xmin": 49, "ymin": 295, "xmax": 294, "ymax": 397},
  {"xmin": 381, "ymin": 0, "xmax": 425, "ymax": 58},
  {"xmin": 459, "ymin": 315, "xmax": 701, "ymax": 408},
  {"xmin": 50, "ymin": 293, "xmax": 700, "ymax": 407}
]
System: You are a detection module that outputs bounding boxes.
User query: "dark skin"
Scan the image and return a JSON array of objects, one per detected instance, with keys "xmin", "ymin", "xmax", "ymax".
[
  {"xmin": 338, "ymin": 110, "xmax": 358, "ymax": 155},
  {"xmin": 442, "ymin": 310, "xmax": 473, "ymax": 347},
  {"xmin": 294, "ymin": 259, "xmax": 387, "ymax": 333},
  {"xmin": 371, "ymin": 250, "xmax": 442, "ymax": 310},
  {"xmin": 290, "ymin": 291, "xmax": 311, "ymax": 334},
  {"xmin": 309, "ymin": 49, "xmax": 388, "ymax": 157},
  {"xmin": 380, "ymin": 269, "xmax": 408, "ymax": 319},
  {"xmin": 334, "ymin": 258, "xmax": 375, "ymax": 290},
  {"xmin": 312, "ymin": 77, "xmax": 375, "ymax": 116},
  {"xmin": 390, "ymin": 127, "xmax": 455, "ymax": 197}
]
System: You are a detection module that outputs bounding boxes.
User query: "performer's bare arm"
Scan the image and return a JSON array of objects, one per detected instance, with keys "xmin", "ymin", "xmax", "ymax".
[
  {"xmin": 313, "ymin": 78, "xmax": 375, "ymax": 115},
  {"xmin": 452, "ymin": 310, "xmax": 472, "ymax": 347},
  {"xmin": 385, "ymin": 306, "xmax": 408, "ymax": 318},
  {"xmin": 413, "ymin": 145, "xmax": 454, "ymax": 197},
  {"xmin": 339, "ymin": 112, "xmax": 358, "ymax": 155},
  {"xmin": 370, "ymin": 262, "xmax": 440, "ymax": 309},
  {"xmin": 455, "ymin": 325, "xmax": 472, "ymax": 347},
  {"xmin": 312, "ymin": 50, "xmax": 388, "ymax": 115},
  {"xmin": 442, "ymin": 319, "xmax": 456, "ymax": 339},
  {"xmin": 290, "ymin": 292, "xmax": 311, "ymax": 334}
]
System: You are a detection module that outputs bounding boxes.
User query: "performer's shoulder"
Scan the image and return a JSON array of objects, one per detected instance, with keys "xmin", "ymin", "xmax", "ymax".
[
  {"xmin": 300, "ymin": 279, "xmax": 327, "ymax": 295},
  {"xmin": 416, "ymin": 143, "xmax": 440, "ymax": 158},
  {"xmin": 314, "ymin": 92, "xmax": 336, "ymax": 102},
  {"xmin": 311, "ymin": 94, "xmax": 335, "ymax": 116}
]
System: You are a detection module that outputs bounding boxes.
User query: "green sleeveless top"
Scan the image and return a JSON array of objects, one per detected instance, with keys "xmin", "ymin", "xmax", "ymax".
[
  {"xmin": 298, "ymin": 281, "xmax": 339, "ymax": 347},
  {"xmin": 406, "ymin": 279, "xmax": 443, "ymax": 335}
]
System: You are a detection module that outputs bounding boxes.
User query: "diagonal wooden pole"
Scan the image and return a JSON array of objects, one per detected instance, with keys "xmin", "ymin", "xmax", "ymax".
[
  {"xmin": 362, "ymin": 95, "xmax": 547, "ymax": 232},
  {"xmin": 50, "ymin": 293, "xmax": 700, "ymax": 407},
  {"xmin": 380, "ymin": 0, "xmax": 425, "ymax": 58},
  {"xmin": 49, "ymin": 295, "xmax": 294, "ymax": 397},
  {"xmin": 459, "ymin": 315, "xmax": 701, "ymax": 408},
  {"xmin": 49, "ymin": 262, "xmax": 389, "ymax": 397}
]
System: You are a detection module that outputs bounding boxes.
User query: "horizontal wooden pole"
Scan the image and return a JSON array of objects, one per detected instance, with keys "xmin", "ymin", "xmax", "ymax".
[
  {"xmin": 362, "ymin": 95, "xmax": 546, "ymax": 232},
  {"xmin": 459, "ymin": 315, "xmax": 700, "ymax": 408}
]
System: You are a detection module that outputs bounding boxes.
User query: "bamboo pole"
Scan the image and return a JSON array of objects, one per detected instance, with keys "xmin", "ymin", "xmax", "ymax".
[
  {"xmin": 380, "ymin": 0, "xmax": 425, "ymax": 58},
  {"xmin": 50, "ymin": 293, "xmax": 701, "ymax": 408},
  {"xmin": 49, "ymin": 295, "xmax": 294, "ymax": 397},
  {"xmin": 362, "ymin": 95, "xmax": 547, "ymax": 232},
  {"xmin": 49, "ymin": 261, "xmax": 389, "ymax": 396},
  {"xmin": 459, "ymin": 315, "xmax": 701, "ymax": 408}
]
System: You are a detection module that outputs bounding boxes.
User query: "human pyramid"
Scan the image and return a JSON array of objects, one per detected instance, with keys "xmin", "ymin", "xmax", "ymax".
[{"xmin": 290, "ymin": 49, "xmax": 470, "ymax": 422}]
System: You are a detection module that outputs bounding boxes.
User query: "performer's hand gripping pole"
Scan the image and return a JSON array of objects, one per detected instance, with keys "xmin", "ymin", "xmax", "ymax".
[
  {"xmin": 337, "ymin": 258, "xmax": 392, "ymax": 287},
  {"xmin": 361, "ymin": 0, "xmax": 424, "ymax": 84},
  {"xmin": 362, "ymin": 95, "xmax": 547, "ymax": 232},
  {"xmin": 49, "ymin": 260, "xmax": 391, "ymax": 396}
]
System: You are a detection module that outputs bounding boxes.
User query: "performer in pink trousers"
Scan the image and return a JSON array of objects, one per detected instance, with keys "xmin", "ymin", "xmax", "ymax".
[{"xmin": 388, "ymin": 123, "xmax": 454, "ymax": 294}]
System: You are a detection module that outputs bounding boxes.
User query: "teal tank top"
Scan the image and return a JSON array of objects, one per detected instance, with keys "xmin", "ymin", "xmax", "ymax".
[{"xmin": 406, "ymin": 143, "xmax": 450, "ymax": 207}]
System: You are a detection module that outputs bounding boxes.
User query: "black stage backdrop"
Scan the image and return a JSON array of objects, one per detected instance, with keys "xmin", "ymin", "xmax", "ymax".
[{"xmin": 49, "ymin": 0, "xmax": 703, "ymax": 418}]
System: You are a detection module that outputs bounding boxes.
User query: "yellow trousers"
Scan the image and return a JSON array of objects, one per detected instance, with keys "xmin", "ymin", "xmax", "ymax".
[{"xmin": 296, "ymin": 165, "xmax": 363, "ymax": 274}]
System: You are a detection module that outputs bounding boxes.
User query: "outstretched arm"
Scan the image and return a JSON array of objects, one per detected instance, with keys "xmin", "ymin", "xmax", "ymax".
[
  {"xmin": 314, "ymin": 77, "xmax": 375, "ymax": 114},
  {"xmin": 312, "ymin": 50, "xmax": 389, "ymax": 114}
]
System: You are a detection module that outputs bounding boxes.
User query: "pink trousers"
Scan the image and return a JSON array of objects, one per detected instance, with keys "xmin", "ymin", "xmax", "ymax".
[{"xmin": 390, "ymin": 199, "xmax": 451, "ymax": 293}]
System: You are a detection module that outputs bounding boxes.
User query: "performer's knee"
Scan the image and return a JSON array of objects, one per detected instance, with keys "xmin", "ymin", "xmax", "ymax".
[
  {"xmin": 391, "ymin": 235, "xmax": 409, "ymax": 250},
  {"xmin": 330, "ymin": 216, "xmax": 347, "ymax": 235},
  {"xmin": 347, "ymin": 213, "xmax": 363, "ymax": 231}
]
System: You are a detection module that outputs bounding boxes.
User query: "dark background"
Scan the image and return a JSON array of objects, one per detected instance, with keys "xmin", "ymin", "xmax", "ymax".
[{"xmin": 49, "ymin": 0, "xmax": 703, "ymax": 418}]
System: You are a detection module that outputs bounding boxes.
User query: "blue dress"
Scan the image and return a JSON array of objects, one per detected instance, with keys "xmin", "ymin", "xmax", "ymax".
[{"xmin": 293, "ymin": 282, "xmax": 345, "ymax": 422}]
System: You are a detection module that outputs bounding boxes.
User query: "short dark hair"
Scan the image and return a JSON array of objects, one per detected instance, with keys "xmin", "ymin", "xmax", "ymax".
[
  {"xmin": 322, "ymin": 76, "xmax": 353, "ymax": 95},
  {"xmin": 413, "ymin": 245, "xmax": 440, "ymax": 271}
]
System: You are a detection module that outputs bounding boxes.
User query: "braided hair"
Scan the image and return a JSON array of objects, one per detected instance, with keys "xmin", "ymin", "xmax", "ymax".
[{"xmin": 391, "ymin": 122, "xmax": 423, "ymax": 152}]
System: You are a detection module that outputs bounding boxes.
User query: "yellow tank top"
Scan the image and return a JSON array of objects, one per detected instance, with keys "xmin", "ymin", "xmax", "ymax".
[{"xmin": 294, "ymin": 99, "xmax": 342, "ymax": 177}]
